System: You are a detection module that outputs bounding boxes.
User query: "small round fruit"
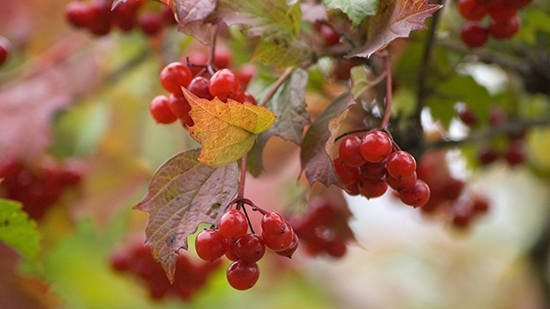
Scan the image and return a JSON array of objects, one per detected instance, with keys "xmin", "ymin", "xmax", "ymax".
[
  {"xmin": 226, "ymin": 260, "xmax": 260, "ymax": 290},
  {"xmin": 149, "ymin": 95, "xmax": 178, "ymax": 124},
  {"xmin": 0, "ymin": 36, "xmax": 11, "ymax": 66},
  {"xmin": 359, "ymin": 130, "xmax": 393, "ymax": 163},
  {"xmin": 458, "ymin": 0, "xmax": 488, "ymax": 20},
  {"xmin": 338, "ymin": 135, "xmax": 367, "ymax": 167},
  {"xmin": 208, "ymin": 68, "xmax": 240, "ymax": 102},
  {"xmin": 218, "ymin": 209, "xmax": 248, "ymax": 240},
  {"xmin": 399, "ymin": 180, "xmax": 430, "ymax": 207},
  {"xmin": 460, "ymin": 21, "xmax": 488, "ymax": 48},
  {"xmin": 386, "ymin": 151, "xmax": 416, "ymax": 179},
  {"xmin": 160, "ymin": 62, "xmax": 193, "ymax": 95},
  {"xmin": 489, "ymin": 16, "xmax": 520, "ymax": 39},
  {"xmin": 195, "ymin": 229, "xmax": 229, "ymax": 262},
  {"xmin": 234, "ymin": 234, "xmax": 266, "ymax": 262}
]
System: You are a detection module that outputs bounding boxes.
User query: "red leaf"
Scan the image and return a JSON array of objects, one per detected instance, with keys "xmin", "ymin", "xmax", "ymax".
[
  {"xmin": 350, "ymin": 0, "xmax": 442, "ymax": 58},
  {"xmin": 134, "ymin": 149, "xmax": 239, "ymax": 282},
  {"xmin": 300, "ymin": 93, "xmax": 355, "ymax": 187}
]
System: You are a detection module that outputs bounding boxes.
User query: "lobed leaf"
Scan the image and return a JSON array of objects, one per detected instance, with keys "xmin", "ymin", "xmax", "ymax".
[
  {"xmin": 0, "ymin": 199, "xmax": 41, "ymax": 266},
  {"xmin": 134, "ymin": 149, "xmax": 239, "ymax": 283},
  {"xmin": 349, "ymin": 0, "xmax": 442, "ymax": 58},
  {"xmin": 183, "ymin": 88, "xmax": 277, "ymax": 167},
  {"xmin": 324, "ymin": 0, "xmax": 379, "ymax": 26},
  {"xmin": 251, "ymin": 37, "xmax": 313, "ymax": 69},
  {"xmin": 300, "ymin": 93, "xmax": 355, "ymax": 187}
]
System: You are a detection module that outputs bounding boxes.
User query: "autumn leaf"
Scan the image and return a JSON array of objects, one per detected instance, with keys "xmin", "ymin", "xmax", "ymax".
[
  {"xmin": 349, "ymin": 0, "xmax": 442, "ymax": 58},
  {"xmin": 182, "ymin": 88, "xmax": 276, "ymax": 167},
  {"xmin": 301, "ymin": 93, "xmax": 355, "ymax": 187},
  {"xmin": 134, "ymin": 149, "xmax": 239, "ymax": 283}
]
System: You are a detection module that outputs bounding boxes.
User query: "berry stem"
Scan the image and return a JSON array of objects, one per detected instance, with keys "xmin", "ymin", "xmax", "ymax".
[
  {"xmin": 380, "ymin": 51, "xmax": 393, "ymax": 129},
  {"xmin": 259, "ymin": 66, "xmax": 295, "ymax": 107}
]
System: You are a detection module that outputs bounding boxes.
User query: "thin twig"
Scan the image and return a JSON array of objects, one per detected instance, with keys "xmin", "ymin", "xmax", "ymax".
[
  {"xmin": 259, "ymin": 67, "xmax": 295, "ymax": 107},
  {"xmin": 381, "ymin": 52, "xmax": 392, "ymax": 129}
]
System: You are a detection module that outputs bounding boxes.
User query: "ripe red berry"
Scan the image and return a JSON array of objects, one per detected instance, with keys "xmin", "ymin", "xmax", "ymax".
[
  {"xmin": 338, "ymin": 135, "xmax": 367, "ymax": 167},
  {"xmin": 360, "ymin": 160, "xmax": 387, "ymax": 180},
  {"xmin": 503, "ymin": 140, "xmax": 525, "ymax": 166},
  {"xmin": 489, "ymin": 16, "xmax": 520, "ymax": 39},
  {"xmin": 262, "ymin": 222, "xmax": 294, "ymax": 252},
  {"xmin": 359, "ymin": 130, "xmax": 393, "ymax": 163},
  {"xmin": 167, "ymin": 93, "xmax": 192, "ymax": 118},
  {"xmin": 138, "ymin": 12, "xmax": 163, "ymax": 36},
  {"xmin": 187, "ymin": 76, "xmax": 214, "ymax": 100},
  {"xmin": 149, "ymin": 95, "xmax": 178, "ymax": 124},
  {"xmin": 276, "ymin": 233, "xmax": 299, "ymax": 258},
  {"xmin": 65, "ymin": 1, "xmax": 98, "ymax": 28},
  {"xmin": 195, "ymin": 229, "xmax": 229, "ymax": 262},
  {"xmin": 218, "ymin": 209, "xmax": 248, "ymax": 240},
  {"xmin": 386, "ymin": 151, "xmax": 416, "ymax": 180},
  {"xmin": 261, "ymin": 212, "xmax": 287, "ymax": 237},
  {"xmin": 208, "ymin": 68, "xmax": 240, "ymax": 102},
  {"xmin": 503, "ymin": 0, "xmax": 532, "ymax": 8},
  {"xmin": 460, "ymin": 21, "xmax": 489, "ymax": 48},
  {"xmin": 399, "ymin": 179, "xmax": 430, "ymax": 207},
  {"xmin": 333, "ymin": 158, "xmax": 361, "ymax": 187},
  {"xmin": 357, "ymin": 177, "xmax": 388, "ymax": 199},
  {"xmin": 234, "ymin": 234, "xmax": 266, "ymax": 262},
  {"xmin": 458, "ymin": 109, "xmax": 478, "ymax": 126},
  {"xmin": 243, "ymin": 92, "xmax": 257, "ymax": 105},
  {"xmin": 488, "ymin": 2, "xmax": 518, "ymax": 21},
  {"xmin": 386, "ymin": 172, "xmax": 417, "ymax": 192},
  {"xmin": 160, "ymin": 62, "xmax": 193, "ymax": 95},
  {"xmin": 458, "ymin": 0, "xmax": 488, "ymax": 20},
  {"xmin": 226, "ymin": 260, "xmax": 260, "ymax": 290},
  {"xmin": 477, "ymin": 147, "xmax": 499, "ymax": 165},
  {"xmin": 320, "ymin": 24, "xmax": 340, "ymax": 46},
  {"xmin": 0, "ymin": 36, "xmax": 11, "ymax": 66}
]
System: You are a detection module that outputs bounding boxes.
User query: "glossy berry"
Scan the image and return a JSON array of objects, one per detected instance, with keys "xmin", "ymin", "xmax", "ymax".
[
  {"xmin": 218, "ymin": 209, "xmax": 248, "ymax": 240},
  {"xmin": 399, "ymin": 179, "xmax": 430, "ymax": 207},
  {"xmin": 160, "ymin": 62, "xmax": 193, "ymax": 95},
  {"xmin": 149, "ymin": 95, "xmax": 178, "ymax": 124},
  {"xmin": 359, "ymin": 130, "xmax": 393, "ymax": 163},
  {"xmin": 195, "ymin": 229, "xmax": 229, "ymax": 262},
  {"xmin": 357, "ymin": 177, "xmax": 388, "ymax": 199},
  {"xmin": 225, "ymin": 240, "xmax": 239, "ymax": 261},
  {"xmin": 262, "ymin": 222, "xmax": 294, "ymax": 252},
  {"xmin": 386, "ymin": 172, "xmax": 417, "ymax": 192},
  {"xmin": 244, "ymin": 92, "xmax": 257, "ymax": 105},
  {"xmin": 226, "ymin": 260, "xmax": 260, "ymax": 290},
  {"xmin": 188, "ymin": 76, "xmax": 214, "ymax": 100},
  {"xmin": 360, "ymin": 160, "xmax": 387, "ymax": 180},
  {"xmin": 261, "ymin": 212, "xmax": 287, "ymax": 237},
  {"xmin": 338, "ymin": 135, "xmax": 367, "ymax": 167},
  {"xmin": 208, "ymin": 68, "xmax": 240, "ymax": 102},
  {"xmin": 386, "ymin": 151, "xmax": 416, "ymax": 179},
  {"xmin": 489, "ymin": 16, "xmax": 520, "ymax": 39},
  {"xmin": 234, "ymin": 234, "xmax": 265, "ymax": 262},
  {"xmin": 167, "ymin": 93, "xmax": 191, "ymax": 118},
  {"xmin": 333, "ymin": 158, "xmax": 361, "ymax": 187},
  {"xmin": 0, "ymin": 36, "xmax": 11, "ymax": 66},
  {"xmin": 460, "ymin": 21, "xmax": 488, "ymax": 48},
  {"xmin": 276, "ymin": 233, "xmax": 299, "ymax": 258},
  {"xmin": 458, "ymin": 0, "xmax": 488, "ymax": 21},
  {"xmin": 65, "ymin": 1, "xmax": 98, "ymax": 28}
]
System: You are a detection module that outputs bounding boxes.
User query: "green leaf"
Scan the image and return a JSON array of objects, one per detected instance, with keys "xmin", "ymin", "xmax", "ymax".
[
  {"xmin": 251, "ymin": 37, "xmax": 313, "ymax": 69},
  {"xmin": 324, "ymin": 0, "xmax": 379, "ymax": 26},
  {"xmin": 246, "ymin": 69, "xmax": 310, "ymax": 176},
  {"xmin": 301, "ymin": 93, "xmax": 355, "ymax": 187},
  {"xmin": 134, "ymin": 149, "xmax": 239, "ymax": 282},
  {"xmin": 217, "ymin": 0, "xmax": 302, "ymax": 37},
  {"xmin": 427, "ymin": 74, "xmax": 491, "ymax": 128},
  {"xmin": 0, "ymin": 199, "xmax": 41, "ymax": 265}
]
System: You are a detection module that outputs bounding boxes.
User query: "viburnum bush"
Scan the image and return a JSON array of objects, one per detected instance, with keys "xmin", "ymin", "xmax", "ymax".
[{"xmin": 2, "ymin": 0, "xmax": 550, "ymax": 307}]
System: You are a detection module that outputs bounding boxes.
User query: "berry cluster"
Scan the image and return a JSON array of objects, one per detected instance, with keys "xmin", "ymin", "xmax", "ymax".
[
  {"xmin": 333, "ymin": 129, "xmax": 430, "ymax": 208},
  {"xmin": 110, "ymin": 242, "xmax": 220, "ymax": 301},
  {"xmin": 416, "ymin": 150, "xmax": 491, "ymax": 229},
  {"xmin": 65, "ymin": 0, "xmax": 176, "ymax": 36},
  {"xmin": 149, "ymin": 49, "xmax": 258, "ymax": 126},
  {"xmin": 288, "ymin": 197, "xmax": 352, "ymax": 258},
  {"xmin": 458, "ymin": 0, "xmax": 531, "ymax": 48},
  {"xmin": 195, "ymin": 207, "xmax": 297, "ymax": 290},
  {"xmin": 458, "ymin": 107, "xmax": 527, "ymax": 167},
  {"xmin": 0, "ymin": 156, "xmax": 83, "ymax": 220},
  {"xmin": 0, "ymin": 36, "xmax": 11, "ymax": 67}
]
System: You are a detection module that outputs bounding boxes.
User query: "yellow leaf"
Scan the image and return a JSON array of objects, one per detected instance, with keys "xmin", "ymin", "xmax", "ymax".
[{"xmin": 182, "ymin": 88, "xmax": 277, "ymax": 167}]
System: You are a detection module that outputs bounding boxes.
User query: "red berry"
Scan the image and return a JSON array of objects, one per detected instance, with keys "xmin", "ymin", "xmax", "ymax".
[
  {"xmin": 226, "ymin": 260, "xmax": 260, "ymax": 290},
  {"xmin": 333, "ymin": 158, "xmax": 361, "ymax": 187},
  {"xmin": 489, "ymin": 16, "xmax": 520, "ymax": 39},
  {"xmin": 0, "ymin": 36, "xmax": 11, "ymax": 66},
  {"xmin": 320, "ymin": 24, "xmax": 340, "ymax": 46},
  {"xmin": 399, "ymin": 180, "xmax": 430, "ymax": 207},
  {"xmin": 276, "ymin": 233, "xmax": 299, "ymax": 258},
  {"xmin": 208, "ymin": 69, "xmax": 240, "ymax": 102},
  {"xmin": 503, "ymin": 0, "xmax": 532, "ymax": 8},
  {"xmin": 261, "ymin": 212, "xmax": 287, "ymax": 237},
  {"xmin": 460, "ymin": 21, "xmax": 489, "ymax": 48},
  {"xmin": 160, "ymin": 62, "xmax": 193, "ymax": 95},
  {"xmin": 360, "ymin": 160, "xmax": 387, "ymax": 180},
  {"xmin": 225, "ymin": 240, "xmax": 239, "ymax": 261},
  {"xmin": 474, "ymin": 0, "xmax": 500, "ymax": 6},
  {"xmin": 237, "ymin": 64, "xmax": 257, "ymax": 88},
  {"xmin": 244, "ymin": 92, "xmax": 257, "ymax": 105},
  {"xmin": 359, "ymin": 130, "xmax": 393, "ymax": 163},
  {"xmin": 213, "ymin": 45, "xmax": 232, "ymax": 70},
  {"xmin": 188, "ymin": 76, "xmax": 214, "ymax": 100},
  {"xmin": 458, "ymin": 109, "xmax": 478, "ymax": 126},
  {"xmin": 503, "ymin": 140, "xmax": 525, "ymax": 166},
  {"xmin": 477, "ymin": 147, "xmax": 499, "ymax": 165},
  {"xmin": 65, "ymin": 1, "xmax": 98, "ymax": 28},
  {"xmin": 149, "ymin": 95, "xmax": 178, "ymax": 124},
  {"xmin": 195, "ymin": 229, "xmax": 229, "ymax": 262},
  {"xmin": 357, "ymin": 177, "xmax": 388, "ymax": 199},
  {"xmin": 218, "ymin": 209, "xmax": 248, "ymax": 240},
  {"xmin": 234, "ymin": 234, "xmax": 266, "ymax": 262},
  {"xmin": 386, "ymin": 151, "xmax": 416, "ymax": 180},
  {"xmin": 324, "ymin": 239, "xmax": 347, "ymax": 258},
  {"xmin": 458, "ymin": 0, "xmax": 488, "ymax": 20},
  {"xmin": 338, "ymin": 135, "xmax": 367, "ymax": 167},
  {"xmin": 167, "ymin": 93, "xmax": 192, "ymax": 118},
  {"xmin": 488, "ymin": 2, "xmax": 518, "ymax": 21},
  {"xmin": 160, "ymin": 5, "xmax": 177, "ymax": 25},
  {"xmin": 386, "ymin": 172, "xmax": 417, "ymax": 192},
  {"xmin": 262, "ymin": 222, "xmax": 294, "ymax": 252},
  {"xmin": 138, "ymin": 12, "xmax": 163, "ymax": 36}
]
